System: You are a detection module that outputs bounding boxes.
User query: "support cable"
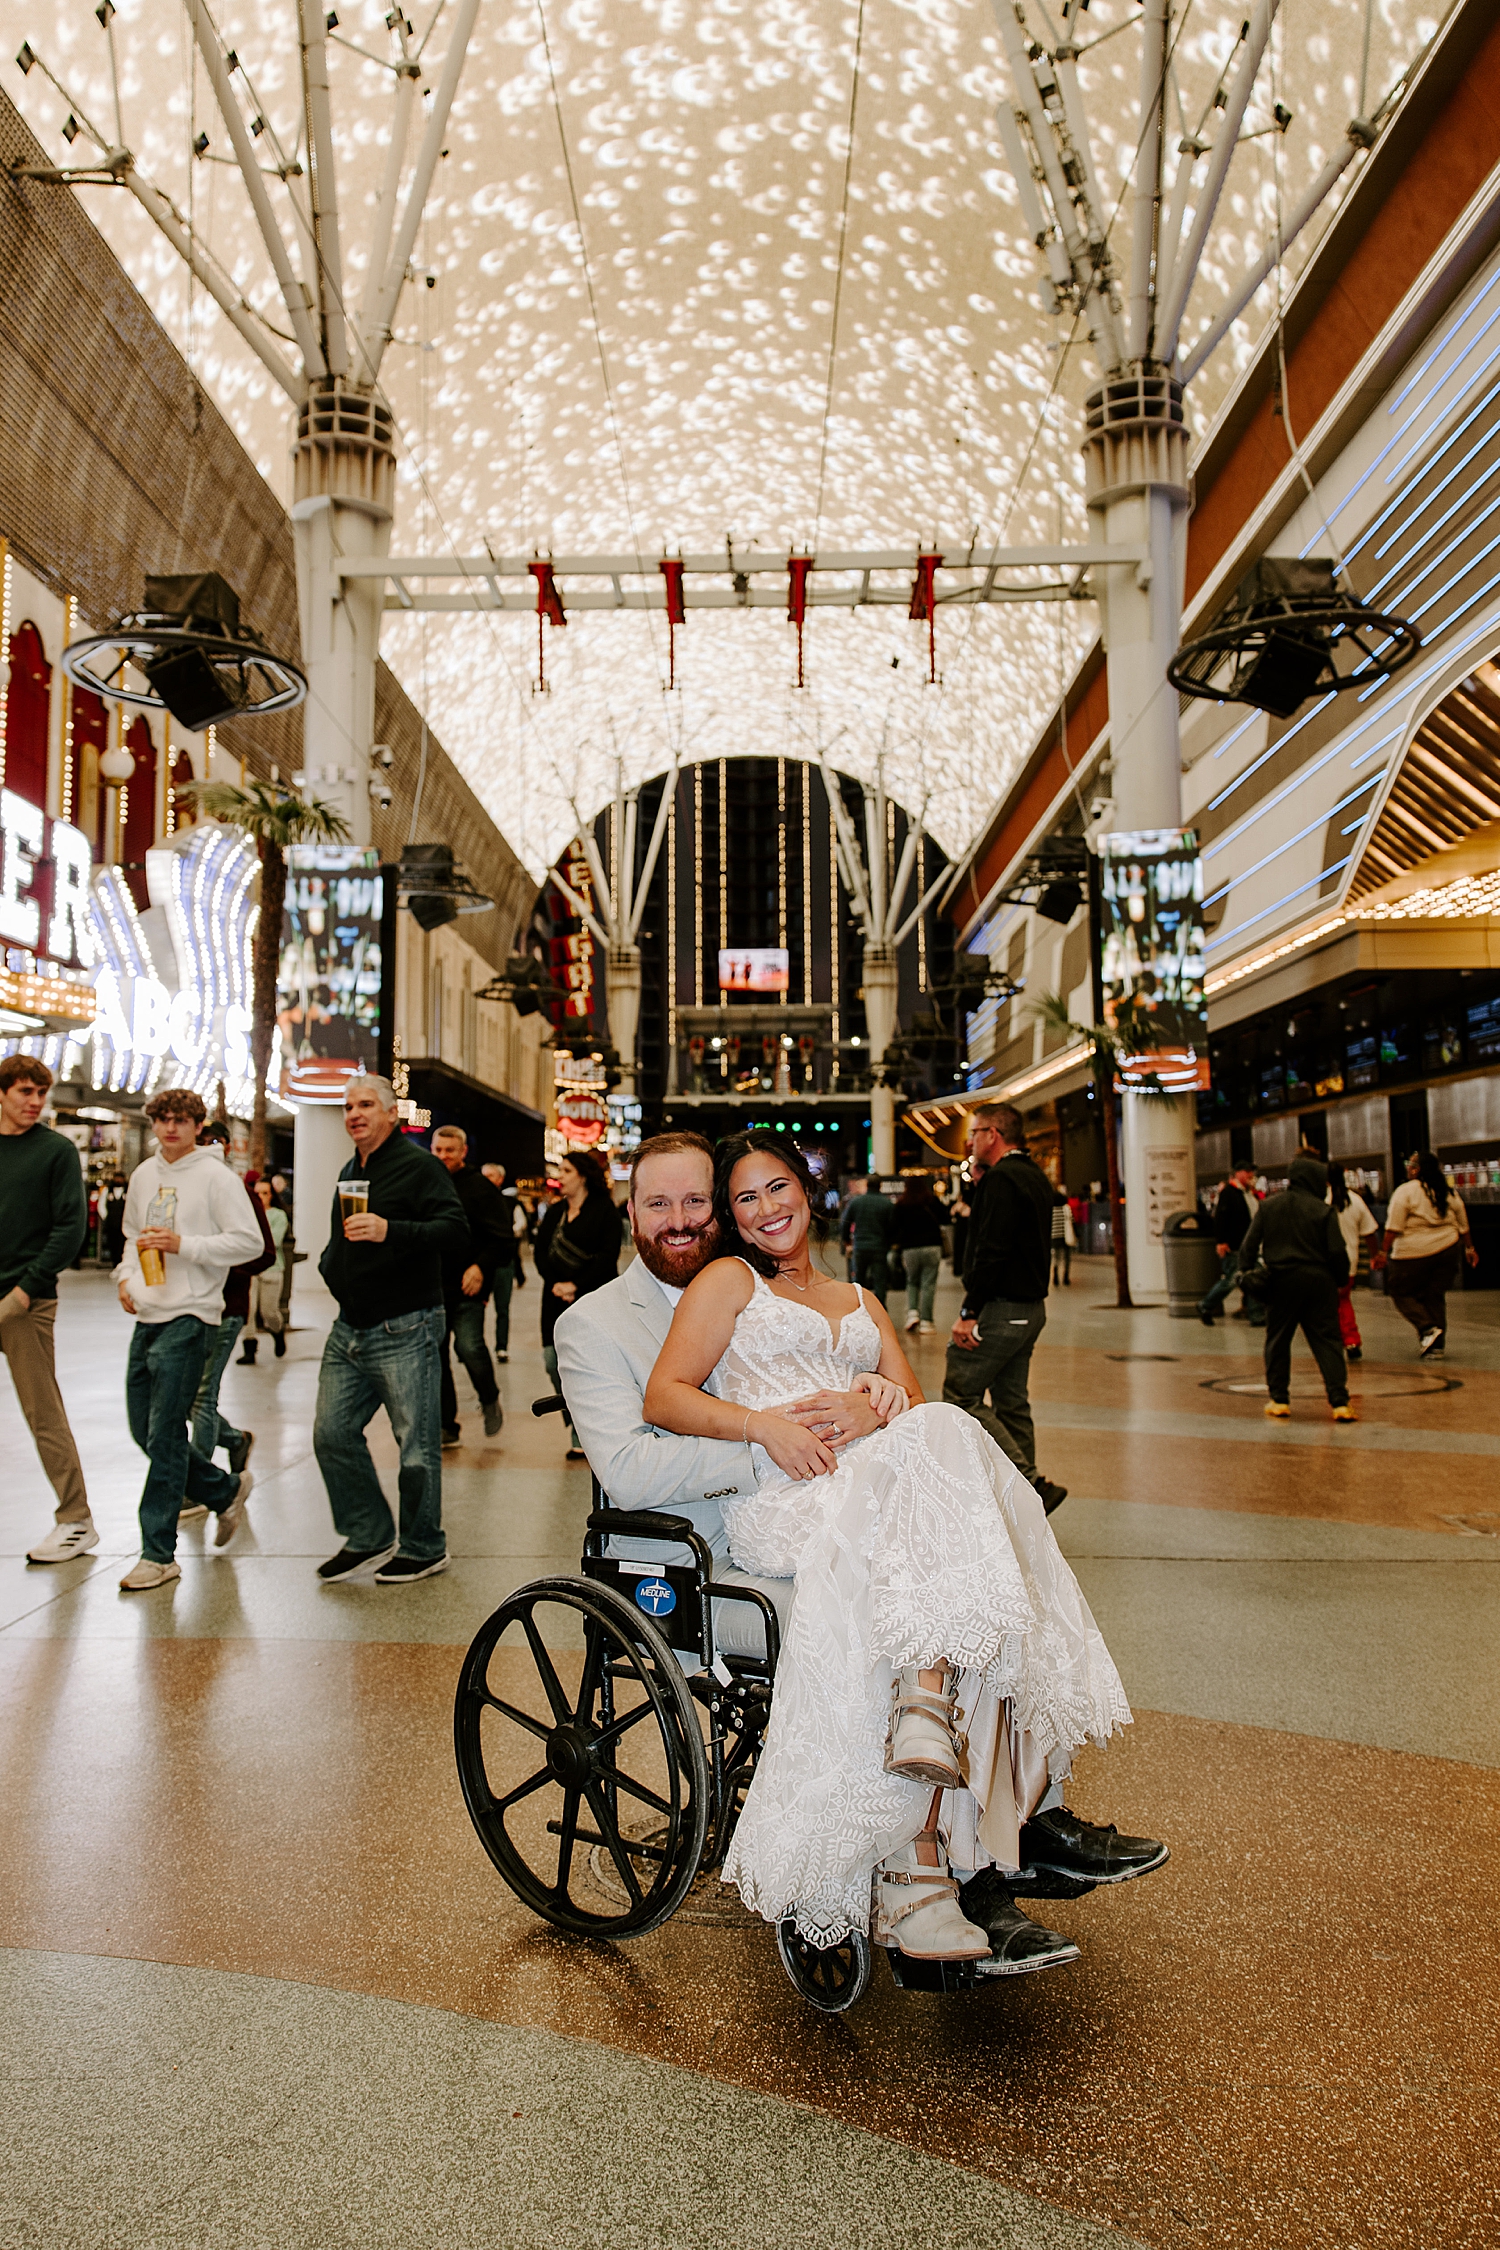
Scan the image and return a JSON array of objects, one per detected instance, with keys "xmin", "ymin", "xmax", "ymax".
[
  {"xmin": 813, "ymin": 0, "xmax": 867, "ymax": 545},
  {"xmin": 533, "ymin": 0, "xmax": 672, "ymax": 718}
]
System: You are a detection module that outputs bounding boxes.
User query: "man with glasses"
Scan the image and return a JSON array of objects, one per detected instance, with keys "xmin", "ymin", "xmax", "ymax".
[{"xmin": 942, "ymin": 1102, "xmax": 1067, "ymax": 1515}]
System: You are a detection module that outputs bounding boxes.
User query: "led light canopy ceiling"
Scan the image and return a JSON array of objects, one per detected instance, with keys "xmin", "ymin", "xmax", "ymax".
[{"xmin": 4, "ymin": 0, "xmax": 1437, "ymax": 874}]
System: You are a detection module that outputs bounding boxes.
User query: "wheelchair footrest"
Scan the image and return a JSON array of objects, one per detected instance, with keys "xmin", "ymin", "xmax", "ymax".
[{"xmin": 882, "ymin": 1948, "xmax": 986, "ymax": 1996}]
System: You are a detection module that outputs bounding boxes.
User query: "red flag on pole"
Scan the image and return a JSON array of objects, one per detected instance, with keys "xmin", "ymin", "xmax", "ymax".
[
  {"xmin": 529, "ymin": 560, "xmax": 565, "ymax": 692},
  {"xmin": 787, "ymin": 555, "xmax": 814, "ymax": 688},
  {"xmin": 908, "ymin": 550, "xmax": 944, "ymax": 685},
  {"xmin": 659, "ymin": 557, "xmax": 685, "ymax": 689}
]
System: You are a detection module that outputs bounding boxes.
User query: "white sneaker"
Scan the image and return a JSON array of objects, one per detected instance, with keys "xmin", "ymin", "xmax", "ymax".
[
  {"xmin": 918, "ymin": 1321, "xmax": 936, "ymax": 1334},
  {"xmin": 119, "ymin": 1557, "xmax": 181, "ymax": 1592},
  {"xmin": 1418, "ymin": 1327, "xmax": 1444, "ymax": 1358},
  {"xmin": 214, "ymin": 1471, "xmax": 254, "ymax": 1548},
  {"xmin": 27, "ymin": 1518, "xmax": 100, "ymax": 1564},
  {"xmin": 904, "ymin": 1310, "xmax": 920, "ymax": 1332},
  {"xmin": 178, "ymin": 1503, "xmax": 210, "ymax": 1522}
]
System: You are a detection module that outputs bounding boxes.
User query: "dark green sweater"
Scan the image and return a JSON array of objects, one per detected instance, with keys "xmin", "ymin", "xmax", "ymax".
[
  {"xmin": 319, "ymin": 1126, "xmax": 468, "ymax": 1327},
  {"xmin": 0, "ymin": 1123, "xmax": 88, "ymax": 1299}
]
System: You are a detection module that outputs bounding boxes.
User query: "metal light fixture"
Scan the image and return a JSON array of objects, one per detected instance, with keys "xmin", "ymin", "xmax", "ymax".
[
  {"xmin": 62, "ymin": 573, "xmax": 307, "ymax": 732},
  {"xmin": 1168, "ymin": 558, "xmax": 1421, "ymax": 720},
  {"xmin": 397, "ymin": 843, "xmax": 494, "ymax": 932}
]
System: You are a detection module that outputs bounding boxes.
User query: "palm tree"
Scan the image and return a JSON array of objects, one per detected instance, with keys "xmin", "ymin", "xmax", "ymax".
[
  {"xmin": 1032, "ymin": 991, "xmax": 1175, "ymax": 1310},
  {"xmin": 178, "ymin": 779, "xmax": 350, "ymax": 1171}
]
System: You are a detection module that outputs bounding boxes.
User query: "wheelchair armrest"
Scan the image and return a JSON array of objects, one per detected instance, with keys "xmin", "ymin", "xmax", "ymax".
[{"xmin": 586, "ymin": 1507, "xmax": 716, "ymax": 1582}]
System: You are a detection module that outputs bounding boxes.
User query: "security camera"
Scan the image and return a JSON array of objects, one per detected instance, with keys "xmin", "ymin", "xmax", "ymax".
[
  {"xmin": 368, "ymin": 778, "xmax": 393, "ymax": 809},
  {"xmin": 372, "ymin": 744, "xmax": 395, "ymax": 771}
]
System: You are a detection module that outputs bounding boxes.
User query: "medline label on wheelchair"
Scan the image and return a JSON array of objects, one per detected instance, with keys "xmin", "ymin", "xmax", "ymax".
[{"xmin": 633, "ymin": 1577, "xmax": 676, "ymax": 1618}]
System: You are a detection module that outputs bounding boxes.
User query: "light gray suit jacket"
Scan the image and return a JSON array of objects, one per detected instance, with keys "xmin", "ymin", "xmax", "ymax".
[{"xmin": 552, "ymin": 1258, "xmax": 754, "ymax": 1565}]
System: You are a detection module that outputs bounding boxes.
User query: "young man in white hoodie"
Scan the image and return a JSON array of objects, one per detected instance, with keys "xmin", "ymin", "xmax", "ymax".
[{"xmin": 115, "ymin": 1087, "xmax": 265, "ymax": 1591}]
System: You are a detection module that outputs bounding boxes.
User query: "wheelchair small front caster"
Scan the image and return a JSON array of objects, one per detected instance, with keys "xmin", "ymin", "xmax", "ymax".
[{"xmin": 776, "ymin": 1920, "xmax": 872, "ymax": 2013}]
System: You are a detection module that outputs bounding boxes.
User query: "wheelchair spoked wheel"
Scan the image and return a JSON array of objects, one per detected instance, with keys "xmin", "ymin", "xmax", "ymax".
[
  {"xmin": 455, "ymin": 1576, "xmax": 710, "ymax": 1939},
  {"xmin": 776, "ymin": 1920, "xmax": 873, "ymax": 2014}
]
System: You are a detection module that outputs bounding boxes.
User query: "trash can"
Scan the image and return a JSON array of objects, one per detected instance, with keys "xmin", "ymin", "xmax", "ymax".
[{"xmin": 1162, "ymin": 1209, "xmax": 1219, "ymax": 1317}]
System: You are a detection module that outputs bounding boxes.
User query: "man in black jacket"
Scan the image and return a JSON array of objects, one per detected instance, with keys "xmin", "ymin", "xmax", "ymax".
[
  {"xmin": 942, "ymin": 1102, "xmax": 1067, "ymax": 1513},
  {"xmin": 1239, "ymin": 1153, "xmax": 1353, "ymax": 1421},
  {"xmin": 313, "ymin": 1075, "xmax": 468, "ymax": 1583},
  {"xmin": 432, "ymin": 1124, "xmax": 507, "ymax": 1445},
  {"xmin": 1198, "ymin": 1161, "xmax": 1263, "ymax": 1327}
]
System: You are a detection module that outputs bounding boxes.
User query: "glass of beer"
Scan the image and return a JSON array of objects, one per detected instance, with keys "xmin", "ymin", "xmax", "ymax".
[{"xmin": 338, "ymin": 1178, "xmax": 370, "ymax": 1236}]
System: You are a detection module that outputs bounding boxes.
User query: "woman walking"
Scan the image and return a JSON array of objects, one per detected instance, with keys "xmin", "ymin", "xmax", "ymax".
[
  {"xmin": 1373, "ymin": 1151, "xmax": 1478, "ymax": 1359},
  {"xmin": 1326, "ymin": 1162, "xmax": 1378, "ymax": 1361},
  {"xmin": 889, "ymin": 1173, "xmax": 945, "ymax": 1333},
  {"xmin": 535, "ymin": 1150, "xmax": 621, "ymax": 1457}
]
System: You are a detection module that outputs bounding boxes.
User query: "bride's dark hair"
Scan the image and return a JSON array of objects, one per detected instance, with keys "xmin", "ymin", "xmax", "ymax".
[{"xmin": 712, "ymin": 1132, "xmax": 830, "ymax": 1278}]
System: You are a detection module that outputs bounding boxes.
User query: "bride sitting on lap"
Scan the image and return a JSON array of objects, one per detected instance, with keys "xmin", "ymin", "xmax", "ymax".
[{"xmin": 642, "ymin": 1132, "xmax": 1159, "ymax": 1965}]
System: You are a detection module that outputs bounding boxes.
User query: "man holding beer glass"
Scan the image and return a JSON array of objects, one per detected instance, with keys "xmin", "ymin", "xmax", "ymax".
[
  {"xmin": 115, "ymin": 1087, "xmax": 266, "ymax": 1591},
  {"xmin": 313, "ymin": 1074, "xmax": 467, "ymax": 1584}
]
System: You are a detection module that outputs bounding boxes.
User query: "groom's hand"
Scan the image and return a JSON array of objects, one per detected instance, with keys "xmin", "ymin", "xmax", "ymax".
[{"xmin": 783, "ymin": 1387, "xmax": 883, "ymax": 1445}]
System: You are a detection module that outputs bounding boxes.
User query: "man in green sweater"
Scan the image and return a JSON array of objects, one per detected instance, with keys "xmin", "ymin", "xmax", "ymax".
[{"xmin": 0, "ymin": 1056, "xmax": 92, "ymax": 1563}]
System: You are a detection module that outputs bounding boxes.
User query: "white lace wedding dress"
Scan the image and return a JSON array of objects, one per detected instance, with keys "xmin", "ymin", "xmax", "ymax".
[{"xmin": 713, "ymin": 1265, "xmax": 1132, "ymax": 1946}]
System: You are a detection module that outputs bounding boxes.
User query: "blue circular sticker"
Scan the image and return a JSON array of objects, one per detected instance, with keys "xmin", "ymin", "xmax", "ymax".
[{"xmin": 633, "ymin": 1576, "xmax": 677, "ymax": 1617}]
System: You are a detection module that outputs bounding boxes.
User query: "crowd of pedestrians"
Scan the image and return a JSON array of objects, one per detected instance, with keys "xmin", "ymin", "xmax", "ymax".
[{"xmin": 4, "ymin": 1039, "xmax": 1489, "ymax": 1594}]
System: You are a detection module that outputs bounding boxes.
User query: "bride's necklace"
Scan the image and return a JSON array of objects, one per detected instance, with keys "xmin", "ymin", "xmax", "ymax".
[{"xmin": 779, "ymin": 1264, "xmax": 823, "ymax": 1293}]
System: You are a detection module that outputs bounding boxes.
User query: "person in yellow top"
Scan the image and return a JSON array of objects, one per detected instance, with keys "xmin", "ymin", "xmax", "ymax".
[{"xmin": 1371, "ymin": 1150, "xmax": 1478, "ymax": 1360}]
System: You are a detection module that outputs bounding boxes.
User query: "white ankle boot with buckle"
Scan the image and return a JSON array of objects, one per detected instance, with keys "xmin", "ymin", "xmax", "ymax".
[
  {"xmin": 872, "ymin": 1839, "xmax": 991, "ymax": 1960},
  {"xmin": 884, "ymin": 1663, "xmax": 964, "ymax": 1789}
]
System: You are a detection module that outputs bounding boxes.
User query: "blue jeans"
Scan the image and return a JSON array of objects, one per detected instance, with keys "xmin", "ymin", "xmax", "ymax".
[
  {"xmin": 191, "ymin": 1314, "xmax": 245, "ymax": 1460},
  {"xmin": 902, "ymin": 1244, "xmax": 941, "ymax": 1323},
  {"xmin": 1200, "ymin": 1248, "xmax": 1265, "ymax": 1325},
  {"xmin": 126, "ymin": 1316, "xmax": 240, "ymax": 1562},
  {"xmin": 491, "ymin": 1263, "xmax": 515, "ymax": 1354},
  {"xmin": 313, "ymin": 1306, "xmax": 445, "ymax": 1561},
  {"xmin": 441, "ymin": 1293, "xmax": 499, "ymax": 1427}
]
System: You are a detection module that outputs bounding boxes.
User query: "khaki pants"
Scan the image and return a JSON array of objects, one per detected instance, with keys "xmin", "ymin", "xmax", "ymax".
[{"xmin": 0, "ymin": 1295, "xmax": 89, "ymax": 1523}]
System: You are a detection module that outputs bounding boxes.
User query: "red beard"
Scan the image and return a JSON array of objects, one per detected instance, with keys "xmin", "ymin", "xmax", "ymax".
[{"xmin": 632, "ymin": 1221, "xmax": 720, "ymax": 1286}]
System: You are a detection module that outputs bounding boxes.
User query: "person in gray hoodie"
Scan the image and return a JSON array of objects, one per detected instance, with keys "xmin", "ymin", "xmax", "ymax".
[
  {"xmin": 114, "ymin": 1087, "xmax": 265, "ymax": 1591},
  {"xmin": 1238, "ymin": 1153, "xmax": 1353, "ymax": 1422}
]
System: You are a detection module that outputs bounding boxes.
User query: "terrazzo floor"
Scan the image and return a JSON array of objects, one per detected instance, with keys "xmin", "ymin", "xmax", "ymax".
[{"xmin": 2, "ymin": 1257, "xmax": 1497, "ymax": 2248}]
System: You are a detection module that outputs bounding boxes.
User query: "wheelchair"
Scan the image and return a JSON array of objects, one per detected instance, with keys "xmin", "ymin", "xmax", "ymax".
[{"xmin": 454, "ymin": 1397, "xmax": 1033, "ymax": 2010}]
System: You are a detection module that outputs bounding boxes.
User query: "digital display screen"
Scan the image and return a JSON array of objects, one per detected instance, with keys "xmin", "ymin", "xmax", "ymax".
[
  {"xmin": 718, "ymin": 947, "xmax": 790, "ymax": 992},
  {"xmin": 1097, "ymin": 830, "xmax": 1209, "ymax": 1091},
  {"xmin": 1467, "ymin": 995, "xmax": 1500, "ymax": 1063},
  {"xmin": 277, "ymin": 846, "xmax": 383, "ymax": 1103}
]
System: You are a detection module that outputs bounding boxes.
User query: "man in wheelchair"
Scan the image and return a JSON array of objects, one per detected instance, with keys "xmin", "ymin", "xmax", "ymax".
[{"xmin": 550, "ymin": 1131, "xmax": 1166, "ymax": 1984}]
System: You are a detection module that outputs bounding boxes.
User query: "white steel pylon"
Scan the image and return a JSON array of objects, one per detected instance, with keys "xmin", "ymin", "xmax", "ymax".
[
  {"xmin": 817, "ymin": 752, "xmax": 949, "ymax": 1176},
  {"xmin": 991, "ymin": 0, "xmax": 1404, "ymax": 1289},
  {"xmin": 16, "ymin": 0, "xmax": 483, "ymax": 848}
]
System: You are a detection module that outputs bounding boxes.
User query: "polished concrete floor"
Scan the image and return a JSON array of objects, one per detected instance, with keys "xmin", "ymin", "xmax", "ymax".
[{"xmin": 2, "ymin": 1256, "xmax": 1497, "ymax": 2248}]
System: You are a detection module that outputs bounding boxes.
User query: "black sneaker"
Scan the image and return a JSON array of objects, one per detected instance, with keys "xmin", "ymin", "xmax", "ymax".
[
  {"xmin": 226, "ymin": 1429, "xmax": 255, "ymax": 1477},
  {"xmin": 1198, "ymin": 1308, "xmax": 1215, "ymax": 1326},
  {"xmin": 496, "ymin": 1350, "xmax": 509, "ymax": 1363},
  {"xmin": 1019, "ymin": 1806, "xmax": 1169, "ymax": 1885},
  {"xmin": 1034, "ymin": 1476, "xmax": 1067, "ymax": 1515},
  {"xmin": 441, "ymin": 1424, "xmax": 462, "ymax": 1448},
  {"xmin": 1347, "ymin": 1346, "xmax": 1362, "ymax": 1361},
  {"xmin": 317, "ymin": 1543, "xmax": 396, "ymax": 1582},
  {"xmin": 482, "ymin": 1397, "xmax": 504, "ymax": 1437},
  {"xmin": 374, "ymin": 1552, "xmax": 450, "ymax": 1585},
  {"xmin": 957, "ymin": 1871, "xmax": 1081, "ymax": 1976}
]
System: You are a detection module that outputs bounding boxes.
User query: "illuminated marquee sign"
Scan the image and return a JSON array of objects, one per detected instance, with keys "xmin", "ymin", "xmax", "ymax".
[
  {"xmin": 0, "ymin": 787, "xmax": 93, "ymax": 967},
  {"xmin": 87, "ymin": 823, "xmax": 268, "ymax": 1112}
]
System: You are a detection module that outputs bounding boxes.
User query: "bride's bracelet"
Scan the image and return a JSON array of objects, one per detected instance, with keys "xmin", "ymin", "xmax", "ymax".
[{"xmin": 742, "ymin": 1409, "xmax": 755, "ymax": 1444}]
